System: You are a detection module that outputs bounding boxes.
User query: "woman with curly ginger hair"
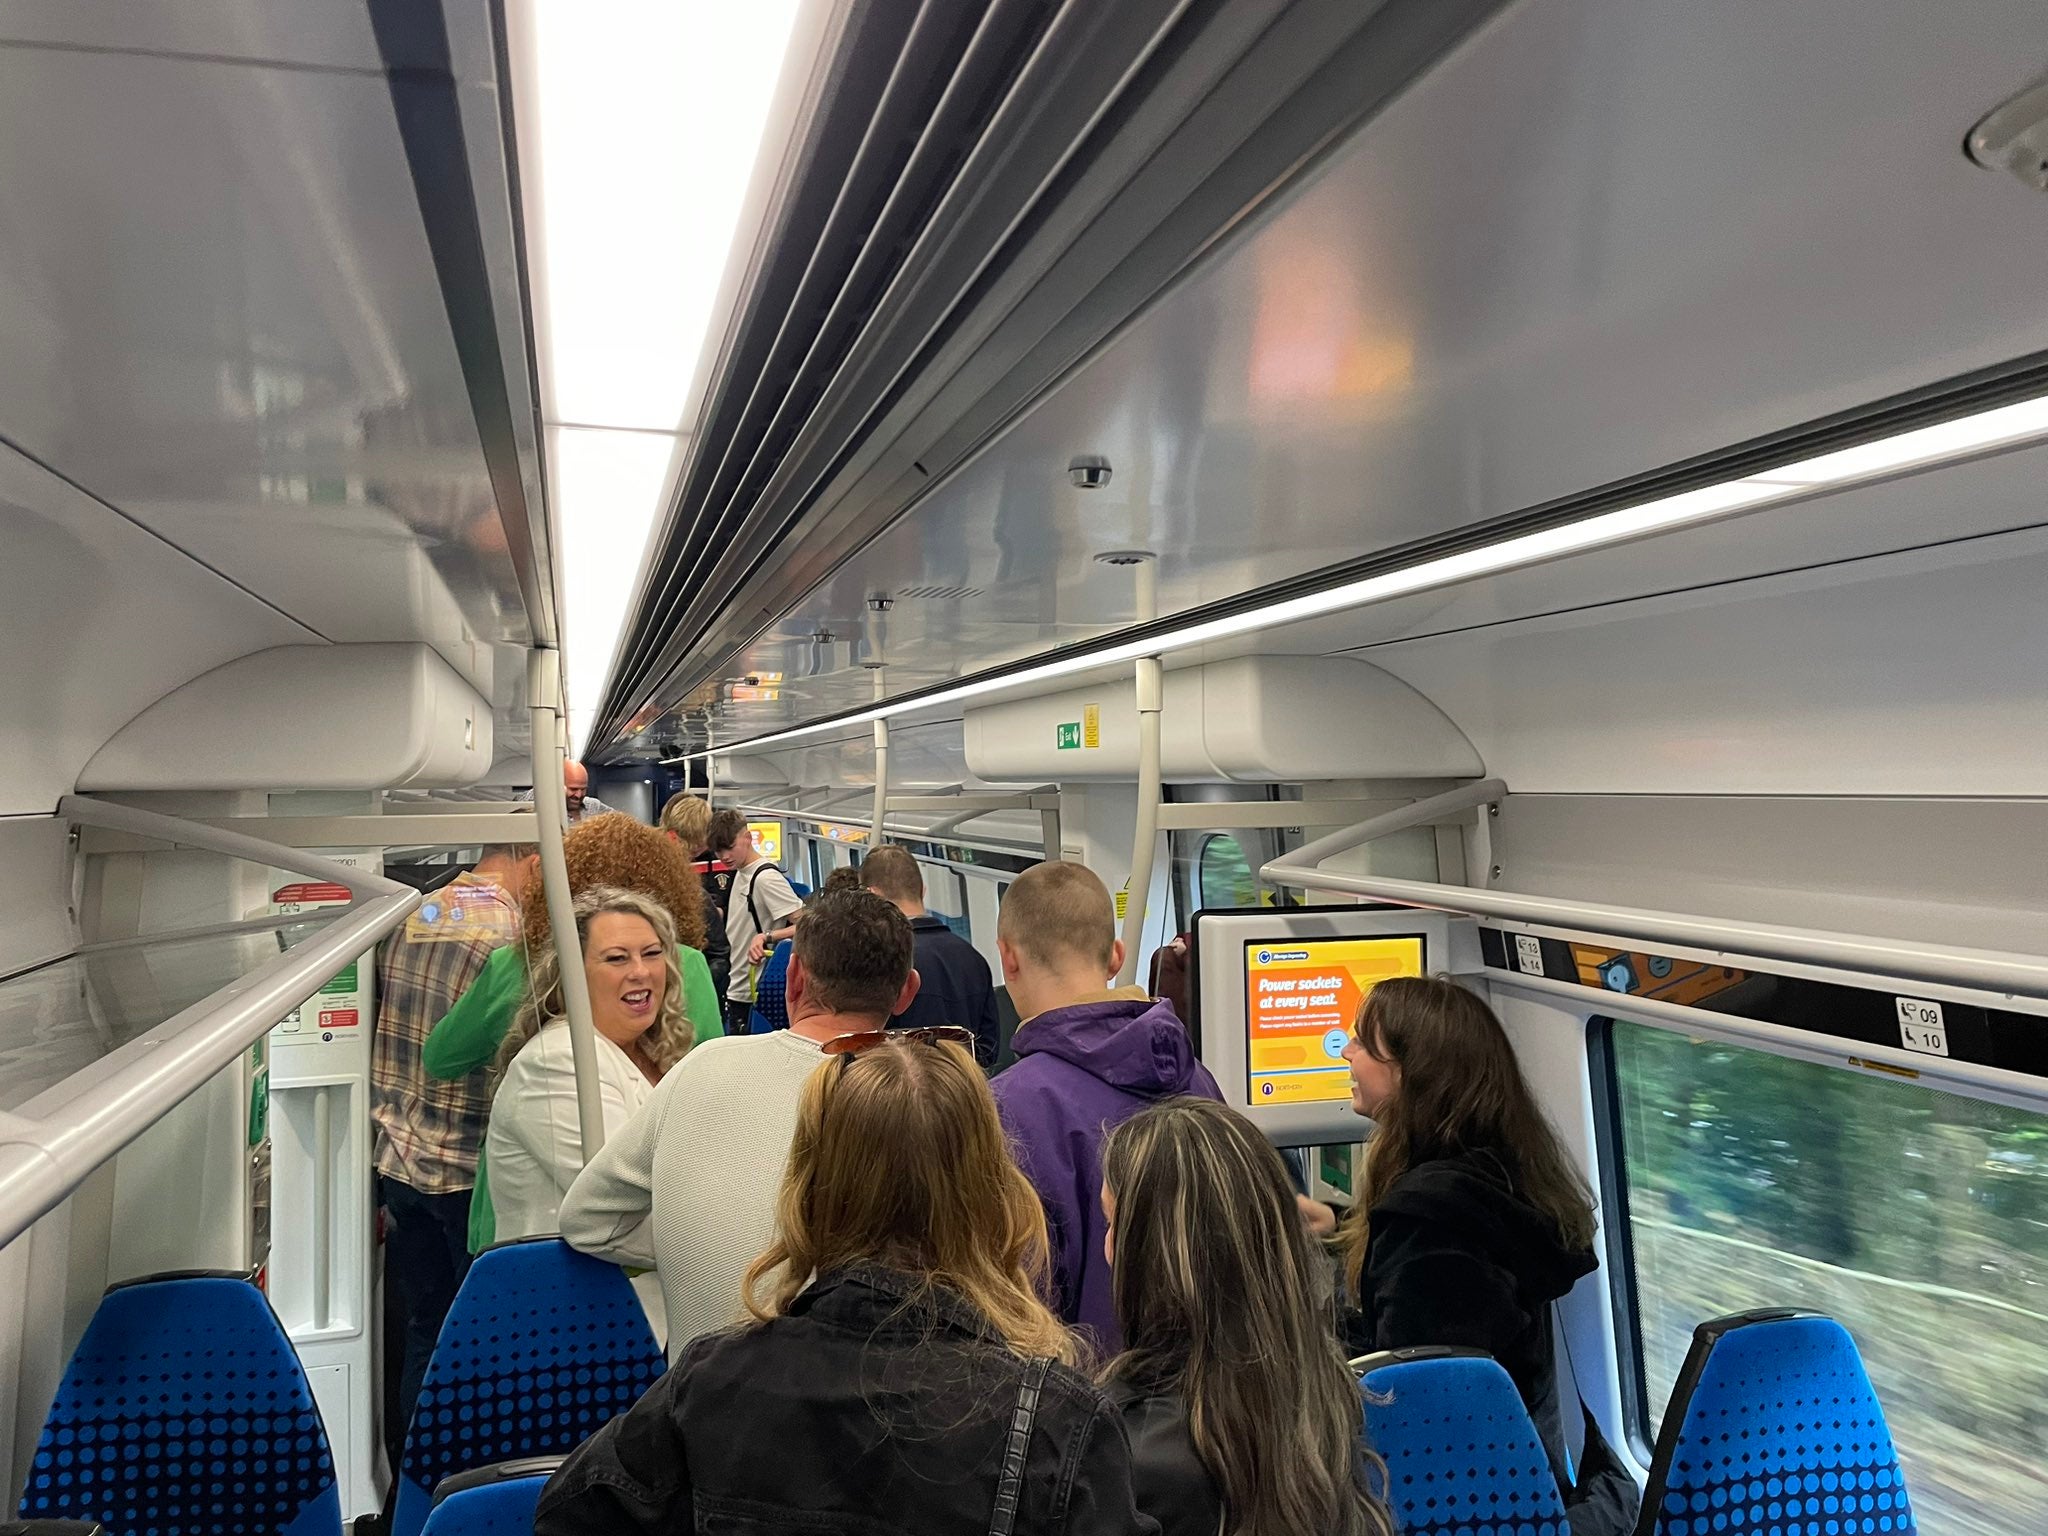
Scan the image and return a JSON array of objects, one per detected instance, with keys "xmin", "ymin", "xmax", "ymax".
[{"xmin": 424, "ymin": 814, "xmax": 720, "ymax": 1250}]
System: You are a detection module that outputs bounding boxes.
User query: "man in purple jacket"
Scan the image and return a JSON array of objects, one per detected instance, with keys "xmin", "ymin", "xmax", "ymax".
[{"xmin": 989, "ymin": 861, "xmax": 1222, "ymax": 1352}]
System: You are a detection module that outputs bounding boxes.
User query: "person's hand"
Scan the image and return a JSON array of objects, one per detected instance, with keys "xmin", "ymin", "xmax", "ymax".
[
  {"xmin": 747, "ymin": 933, "xmax": 770, "ymax": 965},
  {"xmin": 1296, "ymin": 1193, "xmax": 1338, "ymax": 1238}
]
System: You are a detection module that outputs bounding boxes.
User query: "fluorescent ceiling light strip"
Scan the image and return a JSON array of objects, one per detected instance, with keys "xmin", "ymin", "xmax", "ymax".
[{"xmin": 671, "ymin": 390, "xmax": 2048, "ymax": 761}]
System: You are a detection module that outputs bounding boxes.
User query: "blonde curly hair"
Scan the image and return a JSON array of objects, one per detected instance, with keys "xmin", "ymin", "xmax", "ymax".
[{"xmin": 520, "ymin": 813, "xmax": 706, "ymax": 955}]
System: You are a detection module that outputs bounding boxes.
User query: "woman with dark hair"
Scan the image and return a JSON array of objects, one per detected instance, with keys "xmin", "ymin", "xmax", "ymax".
[
  {"xmin": 1338, "ymin": 975, "xmax": 1604, "ymax": 1489},
  {"xmin": 535, "ymin": 1032, "xmax": 1155, "ymax": 1535},
  {"xmin": 1099, "ymin": 1097, "xmax": 1395, "ymax": 1536}
]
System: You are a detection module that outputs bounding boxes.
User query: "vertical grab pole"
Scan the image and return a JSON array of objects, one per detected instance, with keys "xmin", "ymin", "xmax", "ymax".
[
  {"xmin": 528, "ymin": 647, "xmax": 608, "ymax": 1163},
  {"xmin": 871, "ymin": 717, "xmax": 890, "ymax": 851},
  {"xmin": 1115, "ymin": 655, "xmax": 1163, "ymax": 985},
  {"xmin": 310, "ymin": 1084, "xmax": 332, "ymax": 1330}
]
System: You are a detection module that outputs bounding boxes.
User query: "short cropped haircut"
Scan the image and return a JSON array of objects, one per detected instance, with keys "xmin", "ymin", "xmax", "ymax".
[
  {"xmin": 858, "ymin": 844, "xmax": 924, "ymax": 903},
  {"xmin": 707, "ymin": 808, "xmax": 751, "ymax": 855},
  {"xmin": 660, "ymin": 792, "xmax": 712, "ymax": 850},
  {"xmin": 791, "ymin": 889, "xmax": 914, "ymax": 1017},
  {"xmin": 997, "ymin": 861, "xmax": 1116, "ymax": 970}
]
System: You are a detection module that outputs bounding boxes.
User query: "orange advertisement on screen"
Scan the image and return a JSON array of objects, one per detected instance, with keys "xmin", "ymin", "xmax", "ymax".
[{"xmin": 1244, "ymin": 936, "xmax": 1426, "ymax": 1105}]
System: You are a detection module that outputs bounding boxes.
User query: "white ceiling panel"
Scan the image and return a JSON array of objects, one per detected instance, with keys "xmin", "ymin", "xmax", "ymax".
[
  {"xmin": 0, "ymin": 444, "xmax": 316, "ymax": 815},
  {"xmin": 0, "ymin": 2, "xmax": 392, "ymax": 74},
  {"xmin": 646, "ymin": 0, "xmax": 2048, "ymax": 756},
  {"xmin": 0, "ymin": 42, "xmax": 531, "ymax": 677}
]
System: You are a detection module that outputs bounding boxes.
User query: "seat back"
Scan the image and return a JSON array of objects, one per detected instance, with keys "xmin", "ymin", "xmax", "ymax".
[
  {"xmin": 749, "ymin": 939, "xmax": 792, "ymax": 1032},
  {"xmin": 419, "ymin": 1457, "xmax": 562, "ymax": 1536},
  {"xmin": 17, "ymin": 1273, "xmax": 341, "ymax": 1536},
  {"xmin": 391, "ymin": 1239, "xmax": 665, "ymax": 1536},
  {"xmin": 1356, "ymin": 1347, "xmax": 1568, "ymax": 1536},
  {"xmin": 1645, "ymin": 1309, "xmax": 1914, "ymax": 1535}
]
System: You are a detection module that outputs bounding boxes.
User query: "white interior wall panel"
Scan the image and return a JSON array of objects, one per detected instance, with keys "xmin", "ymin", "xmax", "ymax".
[{"xmin": 654, "ymin": 0, "xmax": 2048, "ymax": 751}]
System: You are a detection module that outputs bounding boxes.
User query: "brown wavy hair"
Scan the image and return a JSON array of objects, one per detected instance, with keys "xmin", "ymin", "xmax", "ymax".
[
  {"xmin": 495, "ymin": 886, "xmax": 693, "ymax": 1079},
  {"xmin": 520, "ymin": 813, "xmax": 705, "ymax": 955},
  {"xmin": 1103, "ymin": 1099, "xmax": 1395, "ymax": 1536},
  {"xmin": 744, "ymin": 1037, "xmax": 1076, "ymax": 1365},
  {"xmin": 1339, "ymin": 976, "xmax": 1595, "ymax": 1296}
]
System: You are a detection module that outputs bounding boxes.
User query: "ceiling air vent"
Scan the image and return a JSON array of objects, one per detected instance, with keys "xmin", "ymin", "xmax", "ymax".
[{"xmin": 897, "ymin": 583, "xmax": 985, "ymax": 601}]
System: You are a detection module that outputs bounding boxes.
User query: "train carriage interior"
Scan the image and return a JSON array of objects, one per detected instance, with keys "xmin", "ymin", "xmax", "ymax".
[{"xmin": 2, "ymin": 0, "xmax": 2045, "ymax": 1532}]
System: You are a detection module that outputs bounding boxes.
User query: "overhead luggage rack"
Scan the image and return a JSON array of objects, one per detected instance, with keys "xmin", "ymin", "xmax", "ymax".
[{"xmin": 0, "ymin": 796, "xmax": 420, "ymax": 1252}]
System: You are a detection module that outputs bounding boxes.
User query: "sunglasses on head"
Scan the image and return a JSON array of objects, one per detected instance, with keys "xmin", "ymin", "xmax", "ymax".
[{"xmin": 820, "ymin": 1025, "xmax": 976, "ymax": 1060}]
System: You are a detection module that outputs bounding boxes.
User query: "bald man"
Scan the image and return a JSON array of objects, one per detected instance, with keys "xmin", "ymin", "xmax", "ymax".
[{"xmin": 562, "ymin": 761, "xmax": 615, "ymax": 825}]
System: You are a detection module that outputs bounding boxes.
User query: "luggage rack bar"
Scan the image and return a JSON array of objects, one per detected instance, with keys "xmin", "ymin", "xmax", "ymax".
[
  {"xmin": 1259, "ymin": 781, "xmax": 2048, "ymax": 1005},
  {"xmin": 0, "ymin": 796, "xmax": 421, "ymax": 1250}
]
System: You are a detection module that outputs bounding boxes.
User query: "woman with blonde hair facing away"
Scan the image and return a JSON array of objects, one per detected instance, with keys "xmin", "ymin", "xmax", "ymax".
[
  {"xmin": 424, "ymin": 813, "xmax": 720, "ymax": 1250},
  {"xmin": 535, "ymin": 1031, "xmax": 1157, "ymax": 1536},
  {"xmin": 1099, "ymin": 1097, "xmax": 1394, "ymax": 1536},
  {"xmin": 486, "ymin": 886, "xmax": 694, "ymax": 1256}
]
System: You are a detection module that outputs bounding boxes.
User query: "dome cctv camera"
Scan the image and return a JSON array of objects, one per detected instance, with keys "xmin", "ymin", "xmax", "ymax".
[{"xmin": 1067, "ymin": 454, "xmax": 1112, "ymax": 490}]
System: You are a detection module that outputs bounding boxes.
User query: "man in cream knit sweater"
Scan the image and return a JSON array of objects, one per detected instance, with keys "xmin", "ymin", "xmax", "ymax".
[{"xmin": 558, "ymin": 888, "xmax": 921, "ymax": 1356}]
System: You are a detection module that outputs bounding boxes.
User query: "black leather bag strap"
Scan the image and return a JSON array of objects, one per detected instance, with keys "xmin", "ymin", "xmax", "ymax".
[{"xmin": 988, "ymin": 1356, "xmax": 1052, "ymax": 1536}]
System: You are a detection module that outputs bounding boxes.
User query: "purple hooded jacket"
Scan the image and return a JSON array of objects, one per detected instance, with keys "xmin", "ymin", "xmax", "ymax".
[{"xmin": 990, "ymin": 994, "xmax": 1222, "ymax": 1353}]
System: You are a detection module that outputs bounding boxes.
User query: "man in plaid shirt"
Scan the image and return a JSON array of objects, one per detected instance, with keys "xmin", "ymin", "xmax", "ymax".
[{"xmin": 372, "ymin": 842, "xmax": 539, "ymax": 1451}]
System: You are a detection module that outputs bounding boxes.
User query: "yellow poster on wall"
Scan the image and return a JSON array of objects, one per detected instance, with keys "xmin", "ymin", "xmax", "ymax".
[{"xmin": 748, "ymin": 820, "xmax": 784, "ymax": 861}]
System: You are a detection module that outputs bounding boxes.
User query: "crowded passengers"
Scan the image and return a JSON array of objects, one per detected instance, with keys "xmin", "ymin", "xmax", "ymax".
[{"xmin": 370, "ymin": 792, "xmax": 1617, "ymax": 1534}]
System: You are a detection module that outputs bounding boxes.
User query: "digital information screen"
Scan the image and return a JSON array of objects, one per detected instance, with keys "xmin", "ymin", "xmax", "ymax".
[{"xmin": 1244, "ymin": 935, "xmax": 1426, "ymax": 1105}]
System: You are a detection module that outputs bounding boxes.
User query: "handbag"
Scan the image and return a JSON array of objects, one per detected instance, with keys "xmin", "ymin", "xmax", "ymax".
[{"xmin": 987, "ymin": 1356, "xmax": 1052, "ymax": 1536}]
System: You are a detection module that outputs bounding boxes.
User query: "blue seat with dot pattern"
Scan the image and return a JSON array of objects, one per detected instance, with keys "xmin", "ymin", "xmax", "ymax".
[
  {"xmin": 1356, "ymin": 1346, "xmax": 1568, "ymax": 1536},
  {"xmin": 1644, "ymin": 1309, "xmax": 1914, "ymax": 1536},
  {"xmin": 419, "ymin": 1457, "xmax": 561, "ymax": 1536},
  {"xmin": 16, "ymin": 1272, "xmax": 341, "ymax": 1536},
  {"xmin": 391, "ymin": 1238, "xmax": 664, "ymax": 1536},
  {"xmin": 749, "ymin": 939, "xmax": 791, "ymax": 1033}
]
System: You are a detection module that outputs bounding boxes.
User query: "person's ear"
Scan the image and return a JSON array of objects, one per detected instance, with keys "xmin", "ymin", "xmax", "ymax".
[
  {"xmin": 892, "ymin": 968, "xmax": 922, "ymax": 1016},
  {"xmin": 785, "ymin": 955, "xmax": 807, "ymax": 1014},
  {"xmin": 1107, "ymin": 938, "xmax": 1126, "ymax": 981},
  {"xmin": 995, "ymin": 936, "xmax": 1021, "ymax": 982}
]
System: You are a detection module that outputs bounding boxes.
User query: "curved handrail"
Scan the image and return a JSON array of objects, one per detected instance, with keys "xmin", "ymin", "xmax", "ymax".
[{"xmin": 0, "ymin": 797, "xmax": 420, "ymax": 1249}]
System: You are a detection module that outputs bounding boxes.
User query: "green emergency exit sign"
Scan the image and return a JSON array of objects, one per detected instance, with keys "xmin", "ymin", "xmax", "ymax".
[{"xmin": 1056, "ymin": 721, "xmax": 1082, "ymax": 750}]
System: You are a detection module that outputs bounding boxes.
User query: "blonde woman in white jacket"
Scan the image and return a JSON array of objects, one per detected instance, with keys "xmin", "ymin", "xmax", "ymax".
[{"xmin": 486, "ymin": 886, "xmax": 692, "ymax": 1337}]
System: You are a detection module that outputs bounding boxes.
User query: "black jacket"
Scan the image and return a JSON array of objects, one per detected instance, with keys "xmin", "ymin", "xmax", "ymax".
[
  {"xmin": 1101, "ymin": 1379, "xmax": 1222, "ymax": 1536},
  {"xmin": 535, "ymin": 1265, "xmax": 1159, "ymax": 1536},
  {"xmin": 692, "ymin": 854, "xmax": 732, "ymax": 1000},
  {"xmin": 894, "ymin": 914, "xmax": 1002, "ymax": 1068},
  {"xmin": 1343, "ymin": 1148, "xmax": 1595, "ymax": 1476}
]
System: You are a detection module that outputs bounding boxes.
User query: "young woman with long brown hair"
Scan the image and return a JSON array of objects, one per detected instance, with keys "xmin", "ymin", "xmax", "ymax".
[
  {"xmin": 1099, "ymin": 1097, "xmax": 1395, "ymax": 1536},
  {"xmin": 535, "ymin": 1031, "xmax": 1155, "ymax": 1536},
  {"xmin": 1337, "ymin": 975, "xmax": 1598, "ymax": 1479}
]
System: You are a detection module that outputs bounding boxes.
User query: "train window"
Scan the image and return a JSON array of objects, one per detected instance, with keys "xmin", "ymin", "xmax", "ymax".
[
  {"xmin": 1196, "ymin": 834, "xmax": 1260, "ymax": 909},
  {"xmin": 1603, "ymin": 1018, "xmax": 2048, "ymax": 1532}
]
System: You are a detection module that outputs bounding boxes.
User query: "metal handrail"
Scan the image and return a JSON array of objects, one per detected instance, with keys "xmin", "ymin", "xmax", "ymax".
[
  {"xmin": 1260, "ymin": 782, "xmax": 2048, "ymax": 1004},
  {"xmin": 0, "ymin": 797, "xmax": 420, "ymax": 1250}
]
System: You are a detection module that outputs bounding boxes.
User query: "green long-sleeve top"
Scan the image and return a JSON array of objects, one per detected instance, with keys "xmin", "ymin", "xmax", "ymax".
[{"xmin": 424, "ymin": 942, "xmax": 724, "ymax": 1251}]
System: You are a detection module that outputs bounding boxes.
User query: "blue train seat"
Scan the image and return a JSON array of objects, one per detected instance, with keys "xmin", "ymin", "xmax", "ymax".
[
  {"xmin": 749, "ymin": 938, "xmax": 792, "ymax": 1032},
  {"xmin": 420, "ymin": 1457, "xmax": 563, "ymax": 1536},
  {"xmin": 1354, "ymin": 1346, "xmax": 1568, "ymax": 1536},
  {"xmin": 1644, "ymin": 1309, "xmax": 1914, "ymax": 1536},
  {"xmin": 17, "ymin": 1272, "xmax": 341, "ymax": 1536},
  {"xmin": 391, "ymin": 1238, "xmax": 665, "ymax": 1536}
]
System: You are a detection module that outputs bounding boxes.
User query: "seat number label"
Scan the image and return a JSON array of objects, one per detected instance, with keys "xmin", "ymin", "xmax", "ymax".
[
  {"xmin": 1896, "ymin": 997, "xmax": 1949, "ymax": 1057},
  {"xmin": 1514, "ymin": 935, "xmax": 1544, "ymax": 975}
]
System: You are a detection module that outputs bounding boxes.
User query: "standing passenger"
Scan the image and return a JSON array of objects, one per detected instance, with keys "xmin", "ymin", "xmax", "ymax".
[
  {"xmin": 556, "ymin": 890, "xmax": 919, "ymax": 1355},
  {"xmin": 1098, "ymin": 1098, "xmax": 1396, "ymax": 1536},
  {"xmin": 535, "ymin": 1032, "xmax": 1157, "ymax": 1536},
  {"xmin": 1337, "ymin": 976, "xmax": 1602, "ymax": 1487},
  {"xmin": 709, "ymin": 807, "xmax": 802, "ymax": 1035},
  {"xmin": 988, "ymin": 861, "xmax": 1221, "ymax": 1352},
  {"xmin": 859, "ymin": 843, "xmax": 1001, "ymax": 1068},
  {"xmin": 370, "ymin": 841, "xmax": 538, "ymax": 1457},
  {"xmin": 657, "ymin": 792, "xmax": 730, "ymax": 1001},
  {"xmin": 421, "ymin": 815, "xmax": 720, "ymax": 1252}
]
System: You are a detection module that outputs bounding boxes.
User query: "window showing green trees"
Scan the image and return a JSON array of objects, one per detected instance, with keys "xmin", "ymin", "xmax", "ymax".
[{"xmin": 1608, "ymin": 1019, "xmax": 2048, "ymax": 1536}]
